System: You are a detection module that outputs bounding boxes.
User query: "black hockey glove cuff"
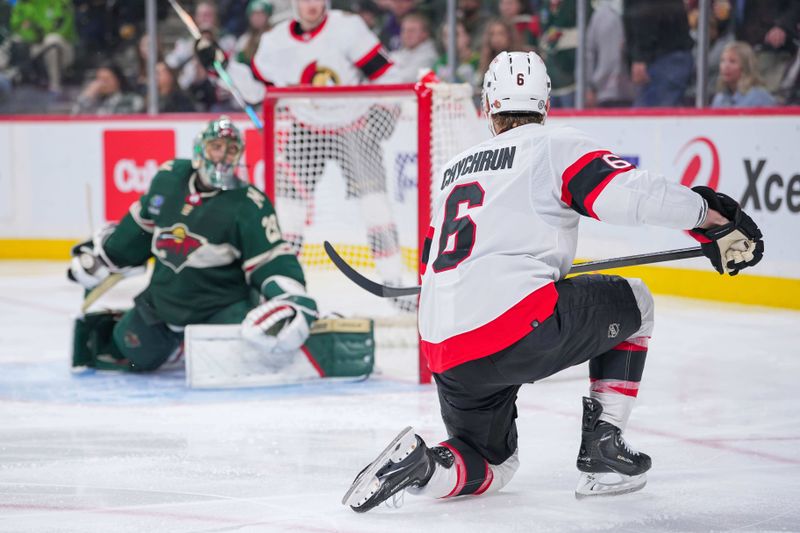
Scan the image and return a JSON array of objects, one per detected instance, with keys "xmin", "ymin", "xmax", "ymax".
[
  {"xmin": 195, "ymin": 37, "xmax": 227, "ymax": 72},
  {"xmin": 689, "ymin": 186, "xmax": 764, "ymax": 276}
]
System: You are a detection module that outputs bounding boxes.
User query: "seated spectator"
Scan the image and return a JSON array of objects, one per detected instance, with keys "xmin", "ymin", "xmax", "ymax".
[
  {"xmin": 433, "ymin": 19, "xmax": 480, "ymax": 90},
  {"xmin": 733, "ymin": 0, "xmax": 800, "ymax": 94},
  {"xmin": 235, "ymin": 0, "xmax": 272, "ymax": 65},
  {"xmin": 9, "ymin": 0, "xmax": 76, "ymax": 96},
  {"xmin": 220, "ymin": 0, "xmax": 251, "ymax": 38},
  {"xmin": 498, "ymin": 0, "xmax": 540, "ymax": 48},
  {"xmin": 380, "ymin": 0, "xmax": 418, "ymax": 51},
  {"xmin": 541, "ymin": 0, "xmax": 583, "ymax": 108},
  {"xmin": 458, "ymin": 0, "xmax": 489, "ymax": 51},
  {"xmin": 155, "ymin": 61, "xmax": 197, "ymax": 113},
  {"xmin": 586, "ymin": 0, "xmax": 634, "ymax": 108},
  {"xmin": 711, "ymin": 41, "xmax": 776, "ymax": 107},
  {"xmin": 353, "ymin": 0, "xmax": 386, "ymax": 35},
  {"xmin": 779, "ymin": 39, "xmax": 800, "ymax": 104},
  {"xmin": 133, "ymin": 33, "xmax": 164, "ymax": 96},
  {"xmin": 72, "ymin": 63, "xmax": 144, "ymax": 115},
  {"xmin": 624, "ymin": 0, "xmax": 694, "ymax": 107},
  {"xmin": 686, "ymin": 0, "xmax": 735, "ymax": 97},
  {"xmin": 388, "ymin": 12, "xmax": 437, "ymax": 82},
  {"xmin": 478, "ymin": 19, "xmax": 525, "ymax": 79}
]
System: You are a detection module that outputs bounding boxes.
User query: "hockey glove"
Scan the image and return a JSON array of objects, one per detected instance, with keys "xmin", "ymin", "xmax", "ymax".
[
  {"xmin": 690, "ymin": 186, "xmax": 764, "ymax": 276},
  {"xmin": 242, "ymin": 277, "xmax": 318, "ymax": 353},
  {"xmin": 195, "ymin": 36, "xmax": 226, "ymax": 72},
  {"xmin": 68, "ymin": 226, "xmax": 124, "ymax": 290}
]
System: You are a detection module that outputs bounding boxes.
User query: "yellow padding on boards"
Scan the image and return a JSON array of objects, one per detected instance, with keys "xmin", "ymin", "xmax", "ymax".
[
  {"xmin": 0, "ymin": 239, "xmax": 78, "ymax": 260},
  {"xmin": 2, "ymin": 239, "xmax": 797, "ymax": 310},
  {"xmin": 570, "ymin": 264, "xmax": 800, "ymax": 310},
  {"xmin": 300, "ymin": 243, "xmax": 418, "ymax": 272}
]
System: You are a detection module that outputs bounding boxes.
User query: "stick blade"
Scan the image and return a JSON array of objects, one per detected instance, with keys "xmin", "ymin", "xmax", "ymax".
[{"xmin": 323, "ymin": 241, "xmax": 420, "ymax": 298}]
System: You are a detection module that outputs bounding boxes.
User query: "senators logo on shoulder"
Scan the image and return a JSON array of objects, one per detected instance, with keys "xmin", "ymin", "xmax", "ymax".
[{"xmin": 153, "ymin": 224, "xmax": 207, "ymax": 272}]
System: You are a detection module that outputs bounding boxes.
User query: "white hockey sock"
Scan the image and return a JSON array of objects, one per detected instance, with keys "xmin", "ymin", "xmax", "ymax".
[{"xmin": 590, "ymin": 383, "xmax": 637, "ymax": 431}]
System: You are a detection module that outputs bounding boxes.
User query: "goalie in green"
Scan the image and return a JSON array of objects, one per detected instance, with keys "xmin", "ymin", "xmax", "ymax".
[{"xmin": 68, "ymin": 116, "xmax": 372, "ymax": 381}]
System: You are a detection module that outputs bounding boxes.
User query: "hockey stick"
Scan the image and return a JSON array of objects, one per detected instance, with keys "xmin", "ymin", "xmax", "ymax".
[
  {"xmin": 167, "ymin": 0, "xmax": 264, "ymax": 130},
  {"xmin": 80, "ymin": 273, "xmax": 124, "ymax": 314},
  {"xmin": 323, "ymin": 241, "xmax": 704, "ymax": 298}
]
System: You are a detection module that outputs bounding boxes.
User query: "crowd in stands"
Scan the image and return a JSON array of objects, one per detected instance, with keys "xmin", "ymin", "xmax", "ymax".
[{"xmin": 0, "ymin": 0, "xmax": 798, "ymax": 115}]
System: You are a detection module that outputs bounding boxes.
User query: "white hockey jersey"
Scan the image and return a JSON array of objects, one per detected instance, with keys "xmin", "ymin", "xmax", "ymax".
[
  {"xmin": 251, "ymin": 10, "xmax": 391, "ymax": 86},
  {"xmin": 223, "ymin": 9, "xmax": 394, "ymax": 127},
  {"xmin": 419, "ymin": 123, "xmax": 707, "ymax": 373}
]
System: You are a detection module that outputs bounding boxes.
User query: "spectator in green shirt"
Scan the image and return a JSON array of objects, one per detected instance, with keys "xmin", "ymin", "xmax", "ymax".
[{"xmin": 10, "ymin": 0, "xmax": 76, "ymax": 95}]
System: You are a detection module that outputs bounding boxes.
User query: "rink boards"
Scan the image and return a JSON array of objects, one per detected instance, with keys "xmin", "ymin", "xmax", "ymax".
[{"xmin": 0, "ymin": 109, "xmax": 797, "ymax": 308}]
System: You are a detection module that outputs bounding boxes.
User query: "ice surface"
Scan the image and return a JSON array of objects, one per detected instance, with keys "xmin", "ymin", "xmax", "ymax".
[{"xmin": 1, "ymin": 261, "xmax": 799, "ymax": 532}]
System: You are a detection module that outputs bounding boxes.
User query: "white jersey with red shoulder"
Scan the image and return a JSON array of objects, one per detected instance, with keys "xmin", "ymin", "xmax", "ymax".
[
  {"xmin": 251, "ymin": 10, "xmax": 392, "ymax": 87},
  {"xmin": 418, "ymin": 122, "xmax": 706, "ymax": 374}
]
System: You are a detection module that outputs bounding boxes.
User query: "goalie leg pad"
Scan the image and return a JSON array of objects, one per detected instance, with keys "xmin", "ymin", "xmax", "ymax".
[
  {"xmin": 302, "ymin": 318, "xmax": 375, "ymax": 378},
  {"xmin": 111, "ymin": 306, "xmax": 183, "ymax": 372},
  {"xmin": 72, "ymin": 310, "xmax": 130, "ymax": 371}
]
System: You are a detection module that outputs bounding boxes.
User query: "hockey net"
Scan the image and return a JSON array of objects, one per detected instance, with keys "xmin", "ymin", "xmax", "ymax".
[{"xmin": 262, "ymin": 83, "xmax": 486, "ymax": 383}]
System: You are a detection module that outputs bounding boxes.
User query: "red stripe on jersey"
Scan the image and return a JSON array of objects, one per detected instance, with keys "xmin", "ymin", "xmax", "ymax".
[
  {"xmin": 421, "ymin": 283, "xmax": 558, "ymax": 374},
  {"xmin": 472, "ymin": 461, "xmax": 494, "ymax": 495},
  {"xmin": 301, "ymin": 345, "xmax": 325, "ymax": 377},
  {"xmin": 289, "ymin": 16, "xmax": 328, "ymax": 42},
  {"xmin": 583, "ymin": 167, "xmax": 634, "ymax": 219},
  {"xmin": 355, "ymin": 43, "xmax": 383, "ymax": 68},
  {"xmin": 560, "ymin": 150, "xmax": 610, "ymax": 205},
  {"xmin": 441, "ymin": 442, "xmax": 467, "ymax": 498}
]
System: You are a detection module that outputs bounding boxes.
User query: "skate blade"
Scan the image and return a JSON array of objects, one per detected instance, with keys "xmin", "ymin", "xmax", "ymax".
[
  {"xmin": 575, "ymin": 472, "xmax": 647, "ymax": 500},
  {"xmin": 342, "ymin": 426, "xmax": 417, "ymax": 509}
]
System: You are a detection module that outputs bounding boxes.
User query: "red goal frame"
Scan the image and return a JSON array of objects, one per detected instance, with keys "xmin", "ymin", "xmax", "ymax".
[{"xmin": 261, "ymin": 83, "xmax": 436, "ymax": 384}]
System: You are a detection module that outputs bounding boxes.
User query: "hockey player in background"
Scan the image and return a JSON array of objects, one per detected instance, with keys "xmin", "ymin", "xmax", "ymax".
[
  {"xmin": 195, "ymin": 0, "xmax": 416, "ymax": 311},
  {"xmin": 343, "ymin": 51, "xmax": 764, "ymax": 510},
  {"xmin": 68, "ymin": 116, "xmax": 318, "ymax": 372}
]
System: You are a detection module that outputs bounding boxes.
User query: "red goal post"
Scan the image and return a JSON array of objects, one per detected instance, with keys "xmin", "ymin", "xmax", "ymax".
[{"xmin": 261, "ymin": 82, "xmax": 484, "ymax": 384}]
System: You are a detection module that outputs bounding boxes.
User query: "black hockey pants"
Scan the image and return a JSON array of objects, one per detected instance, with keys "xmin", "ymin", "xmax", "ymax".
[{"xmin": 434, "ymin": 274, "xmax": 643, "ymax": 467}]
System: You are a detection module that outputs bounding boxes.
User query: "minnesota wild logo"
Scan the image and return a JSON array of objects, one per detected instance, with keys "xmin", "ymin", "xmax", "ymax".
[{"xmin": 153, "ymin": 223, "xmax": 207, "ymax": 272}]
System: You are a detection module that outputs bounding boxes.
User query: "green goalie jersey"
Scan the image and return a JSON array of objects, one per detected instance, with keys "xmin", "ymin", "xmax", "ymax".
[{"xmin": 102, "ymin": 159, "xmax": 305, "ymax": 326}]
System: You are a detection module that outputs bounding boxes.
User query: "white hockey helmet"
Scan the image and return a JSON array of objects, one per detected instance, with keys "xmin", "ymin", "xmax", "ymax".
[{"xmin": 481, "ymin": 51, "xmax": 551, "ymax": 135}]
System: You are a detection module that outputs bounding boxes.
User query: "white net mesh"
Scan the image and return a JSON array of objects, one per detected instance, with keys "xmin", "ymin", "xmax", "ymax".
[{"xmin": 265, "ymin": 83, "xmax": 486, "ymax": 382}]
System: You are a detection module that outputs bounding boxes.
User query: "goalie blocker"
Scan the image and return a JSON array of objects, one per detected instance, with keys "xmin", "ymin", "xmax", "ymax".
[{"xmin": 72, "ymin": 313, "xmax": 375, "ymax": 387}]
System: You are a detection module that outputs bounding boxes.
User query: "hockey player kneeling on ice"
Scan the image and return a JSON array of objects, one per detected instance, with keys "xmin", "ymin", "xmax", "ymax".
[
  {"xmin": 343, "ymin": 51, "xmax": 764, "ymax": 511},
  {"xmin": 69, "ymin": 116, "xmax": 373, "ymax": 382}
]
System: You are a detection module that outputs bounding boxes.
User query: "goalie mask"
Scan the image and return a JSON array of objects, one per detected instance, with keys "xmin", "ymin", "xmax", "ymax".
[
  {"xmin": 482, "ymin": 51, "xmax": 551, "ymax": 136},
  {"xmin": 192, "ymin": 116, "xmax": 246, "ymax": 190}
]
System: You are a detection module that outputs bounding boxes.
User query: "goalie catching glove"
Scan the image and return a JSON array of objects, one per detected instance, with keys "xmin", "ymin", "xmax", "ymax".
[
  {"xmin": 68, "ymin": 225, "xmax": 142, "ymax": 289},
  {"xmin": 241, "ymin": 277, "xmax": 319, "ymax": 354},
  {"xmin": 690, "ymin": 186, "xmax": 764, "ymax": 276}
]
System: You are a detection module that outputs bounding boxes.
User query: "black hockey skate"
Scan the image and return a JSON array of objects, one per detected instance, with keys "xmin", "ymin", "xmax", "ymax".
[
  {"xmin": 575, "ymin": 396, "xmax": 651, "ymax": 499},
  {"xmin": 343, "ymin": 427, "xmax": 450, "ymax": 513}
]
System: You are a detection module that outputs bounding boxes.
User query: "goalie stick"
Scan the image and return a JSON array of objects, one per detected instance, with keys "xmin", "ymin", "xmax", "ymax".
[
  {"xmin": 323, "ymin": 241, "xmax": 704, "ymax": 298},
  {"xmin": 166, "ymin": 0, "xmax": 264, "ymax": 130},
  {"xmin": 80, "ymin": 273, "xmax": 124, "ymax": 314}
]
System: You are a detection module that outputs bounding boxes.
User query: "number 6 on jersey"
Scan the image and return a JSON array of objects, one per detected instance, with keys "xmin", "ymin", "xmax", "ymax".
[{"xmin": 432, "ymin": 182, "xmax": 485, "ymax": 273}]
